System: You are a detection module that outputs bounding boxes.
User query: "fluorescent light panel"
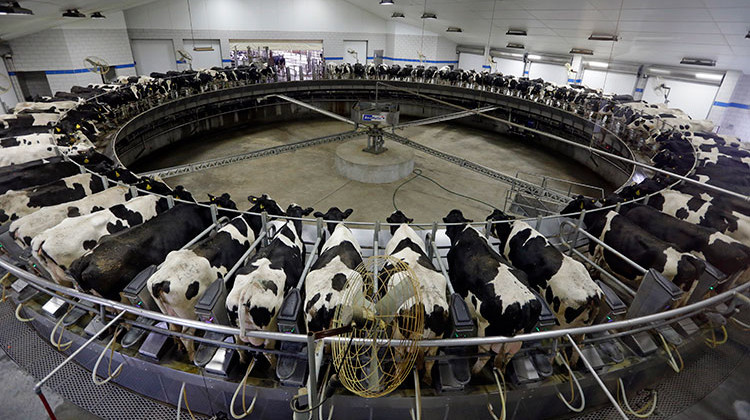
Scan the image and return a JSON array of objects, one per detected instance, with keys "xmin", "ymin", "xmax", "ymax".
[
  {"xmin": 587, "ymin": 61, "xmax": 609, "ymax": 68},
  {"xmin": 506, "ymin": 42, "xmax": 525, "ymax": 49},
  {"xmin": 379, "ymin": 0, "xmax": 394, "ymax": 5},
  {"xmin": 526, "ymin": 54, "xmax": 542, "ymax": 60},
  {"xmin": 649, "ymin": 68, "xmax": 671, "ymax": 74},
  {"xmin": 589, "ymin": 33, "xmax": 618, "ymax": 41},
  {"xmin": 391, "ymin": 12, "xmax": 404, "ymax": 18},
  {"xmin": 421, "ymin": 12, "xmax": 437, "ymax": 19},
  {"xmin": 680, "ymin": 57, "xmax": 716, "ymax": 67},
  {"xmin": 446, "ymin": 27, "xmax": 462, "ymax": 32},
  {"xmin": 506, "ymin": 29, "xmax": 527, "ymax": 36},
  {"xmin": 570, "ymin": 48, "xmax": 593, "ymax": 55},
  {"xmin": 90, "ymin": 11, "xmax": 105, "ymax": 19},
  {"xmin": 62, "ymin": 9, "xmax": 86, "ymax": 18}
]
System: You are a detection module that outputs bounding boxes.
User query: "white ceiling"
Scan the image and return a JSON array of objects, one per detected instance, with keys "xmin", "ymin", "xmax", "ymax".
[
  {"xmin": 344, "ymin": 0, "xmax": 750, "ymax": 72},
  {"xmin": 1, "ymin": 0, "xmax": 749, "ymax": 72},
  {"xmin": 0, "ymin": 0, "xmax": 156, "ymax": 40}
]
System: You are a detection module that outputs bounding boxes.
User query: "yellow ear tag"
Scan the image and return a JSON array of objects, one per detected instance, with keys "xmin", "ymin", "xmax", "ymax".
[
  {"xmin": 146, "ymin": 184, "xmax": 152, "ymax": 190},
  {"xmin": 635, "ymin": 190, "xmax": 641, "ymax": 196},
  {"xmin": 260, "ymin": 204, "xmax": 264, "ymax": 210},
  {"xmin": 579, "ymin": 202, "xmax": 584, "ymax": 209},
  {"xmin": 75, "ymin": 124, "xmax": 80, "ymax": 129},
  {"xmin": 84, "ymin": 158, "xmax": 89, "ymax": 163},
  {"xmin": 175, "ymin": 196, "xmax": 180, "ymax": 200},
  {"xmin": 56, "ymin": 127, "xmax": 61, "ymax": 132},
  {"xmin": 115, "ymin": 171, "xmax": 120, "ymax": 178}
]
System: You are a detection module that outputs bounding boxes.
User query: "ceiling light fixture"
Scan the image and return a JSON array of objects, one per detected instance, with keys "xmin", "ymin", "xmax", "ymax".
[
  {"xmin": 506, "ymin": 42, "xmax": 525, "ymax": 49},
  {"xmin": 0, "ymin": 1, "xmax": 33, "ymax": 15},
  {"xmin": 695, "ymin": 72, "xmax": 724, "ymax": 81},
  {"xmin": 62, "ymin": 9, "xmax": 86, "ymax": 18},
  {"xmin": 746, "ymin": 31, "xmax": 750, "ymax": 39},
  {"xmin": 506, "ymin": 29, "xmax": 527, "ymax": 36},
  {"xmin": 570, "ymin": 48, "xmax": 593, "ymax": 55},
  {"xmin": 527, "ymin": 54, "xmax": 542, "ymax": 60},
  {"xmin": 680, "ymin": 57, "xmax": 716, "ymax": 67},
  {"xmin": 379, "ymin": 0, "xmax": 394, "ymax": 5},
  {"xmin": 391, "ymin": 11, "xmax": 404, "ymax": 18},
  {"xmin": 649, "ymin": 68, "xmax": 671, "ymax": 75},
  {"xmin": 90, "ymin": 11, "xmax": 105, "ymax": 19},
  {"xmin": 589, "ymin": 33, "xmax": 618, "ymax": 41},
  {"xmin": 446, "ymin": 27, "xmax": 462, "ymax": 32},
  {"xmin": 588, "ymin": 61, "xmax": 609, "ymax": 68},
  {"xmin": 421, "ymin": 12, "xmax": 437, "ymax": 19}
]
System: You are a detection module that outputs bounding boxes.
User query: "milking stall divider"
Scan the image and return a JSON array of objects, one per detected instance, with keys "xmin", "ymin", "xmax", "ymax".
[{"xmin": 0, "ymin": 72, "xmax": 749, "ymax": 420}]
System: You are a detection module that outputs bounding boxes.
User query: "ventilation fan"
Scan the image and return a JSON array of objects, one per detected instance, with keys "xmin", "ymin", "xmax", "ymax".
[
  {"xmin": 83, "ymin": 56, "xmax": 110, "ymax": 83},
  {"xmin": 331, "ymin": 255, "xmax": 424, "ymax": 398},
  {"xmin": 653, "ymin": 76, "xmax": 671, "ymax": 104},
  {"xmin": 0, "ymin": 73, "xmax": 10, "ymax": 95},
  {"xmin": 176, "ymin": 49, "xmax": 193, "ymax": 70},
  {"xmin": 346, "ymin": 48, "xmax": 359, "ymax": 64}
]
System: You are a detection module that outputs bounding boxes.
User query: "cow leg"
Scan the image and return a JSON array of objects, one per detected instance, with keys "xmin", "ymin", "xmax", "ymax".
[{"xmin": 422, "ymin": 346, "xmax": 438, "ymax": 386}]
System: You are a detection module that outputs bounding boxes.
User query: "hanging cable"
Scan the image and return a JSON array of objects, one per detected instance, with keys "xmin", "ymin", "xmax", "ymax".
[
  {"xmin": 177, "ymin": 382, "xmax": 198, "ymax": 420},
  {"xmin": 555, "ymin": 351, "xmax": 585, "ymax": 413},
  {"xmin": 230, "ymin": 357, "xmax": 258, "ymax": 419},
  {"xmin": 487, "ymin": 367, "xmax": 506, "ymax": 420},
  {"xmin": 704, "ymin": 325, "xmax": 728, "ymax": 348},
  {"xmin": 617, "ymin": 378, "xmax": 657, "ymax": 418},
  {"xmin": 392, "ymin": 169, "xmax": 500, "ymax": 213},
  {"xmin": 657, "ymin": 333, "xmax": 682, "ymax": 373},
  {"xmin": 15, "ymin": 302, "xmax": 34, "ymax": 322},
  {"xmin": 598, "ymin": 0, "xmax": 625, "ymax": 92},
  {"xmin": 50, "ymin": 306, "xmax": 73, "ymax": 351},
  {"xmin": 484, "ymin": 0, "xmax": 498, "ymax": 69}
]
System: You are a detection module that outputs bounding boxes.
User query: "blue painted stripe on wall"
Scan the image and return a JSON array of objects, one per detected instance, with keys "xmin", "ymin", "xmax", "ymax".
[
  {"xmin": 324, "ymin": 56, "xmax": 344, "ymax": 60},
  {"xmin": 222, "ymin": 59, "xmax": 233, "ymax": 63},
  {"xmin": 713, "ymin": 101, "xmax": 750, "ymax": 110},
  {"xmin": 382, "ymin": 56, "xmax": 459, "ymax": 64},
  {"xmin": 523, "ymin": 70, "xmax": 529, "ymax": 74},
  {"xmin": 567, "ymin": 79, "xmax": 583, "ymax": 83},
  {"xmin": 635, "ymin": 88, "xmax": 644, "ymax": 93},
  {"xmin": 367, "ymin": 56, "xmax": 374, "ymax": 60},
  {"xmin": 176, "ymin": 60, "xmax": 186, "ymax": 64},
  {"xmin": 10, "ymin": 63, "xmax": 134, "ymax": 76}
]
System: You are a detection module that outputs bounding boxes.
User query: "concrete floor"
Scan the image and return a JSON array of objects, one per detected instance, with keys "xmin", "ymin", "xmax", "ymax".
[
  {"xmin": 0, "ymin": 350, "xmax": 101, "ymax": 420},
  {"xmin": 133, "ymin": 119, "xmax": 610, "ymax": 223}
]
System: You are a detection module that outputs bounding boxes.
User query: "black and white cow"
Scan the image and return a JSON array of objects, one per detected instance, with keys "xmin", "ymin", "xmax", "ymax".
[
  {"xmin": 0, "ymin": 172, "xmax": 107, "ymax": 224},
  {"xmin": 486, "ymin": 210, "xmax": 603, "ymax": 328},
  {"xmin": 10, "ymin": 186, "xmax": 133, "ymax": 247},
  {"xmin": 443, "ymin": 209, "xmax": 541, "ymax": 373},
  {"xmin": 619, "ymin": 179, "xmax": 750, "ymax": 244},
  {"xmin": 31, "ymin": 195, "xmax": 171, "ymax": 284},
  {"xmin": 384, "ymin": 210, "xmax": 449, "ymax": 384},
  {"xmin": 0, "ymin": 151, "xmax": 112, "ymax": 195},
  {"xmin": 227, "ymin": 204, "xmax": 313, "ymax": 350},
  {"xmin": 305, "ymin": 207, "xmax": 362, "ymax": 333},
  {"xmin": 69, "ymin": 196, "xmax": 237, "ymax": 300},
  {"xmin": 148, "ymin": 212, "xmax": 260, "ymax": 359},
  {"xmin": 0, "ymin": 140, "xmax": 95, "ymax": 167},
  {"xmin": 0, "ymin": 133, "xmax": 67, "ymax": 148},
  {"xmin": 612, "ymin": 202, "xmax": 750, "ymax": 277},
  {"xmin": 561, "ymin": 197, "xmax": 706, "ymax": 305}
]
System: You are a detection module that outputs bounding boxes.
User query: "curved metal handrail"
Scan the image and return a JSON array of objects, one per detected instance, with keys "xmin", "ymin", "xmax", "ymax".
[{"xmin": 1, "ymin": 256, "xmax": 747, "ymax": 349}]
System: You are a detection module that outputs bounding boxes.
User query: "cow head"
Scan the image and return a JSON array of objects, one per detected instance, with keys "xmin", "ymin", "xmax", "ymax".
[
  {"xmin": 70, "ymin": 150, "xmax": 114, "ymax": 167},
  {"xmin": 560, "ymin": 195, "xmax": 599, "ymax": 215},
  {"xmin": 314, "ymin": 207, "xmax": 354, "ymax": 234},
  {"xmin": 485, "ymin": 209, "xmax": 514, "ymax": 247},
  {"xmin": 617, "ymin": 178, "xmax": 664, "ymax": 201},
  {"xmin": 135, "ymin": 177, "xmax": 173, "ymax": 195},
  {"xmin": 170, "ymin": 185, "xmax": 195, "ymax": 202},
  {"xmin": 285, "ymin": 203, "xmax": 314, "ymax": 236},
  {"xmin": 248, "ymin": 194, "xmax": 285, "ymax": 216},
  {"xmin": 386, "ymin": 210, "xmax": 413, "ymax": 235},
  {"xmin": 207, "ymin": 193, "xmax": 238, "ymax": 210},
  {"xmin": 105, "ymin": 167, "xmax": 140, "ymax": 185},
  {"xmin": 442, "ymin": 209, "xmax": 472, "ymax": 244}
]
